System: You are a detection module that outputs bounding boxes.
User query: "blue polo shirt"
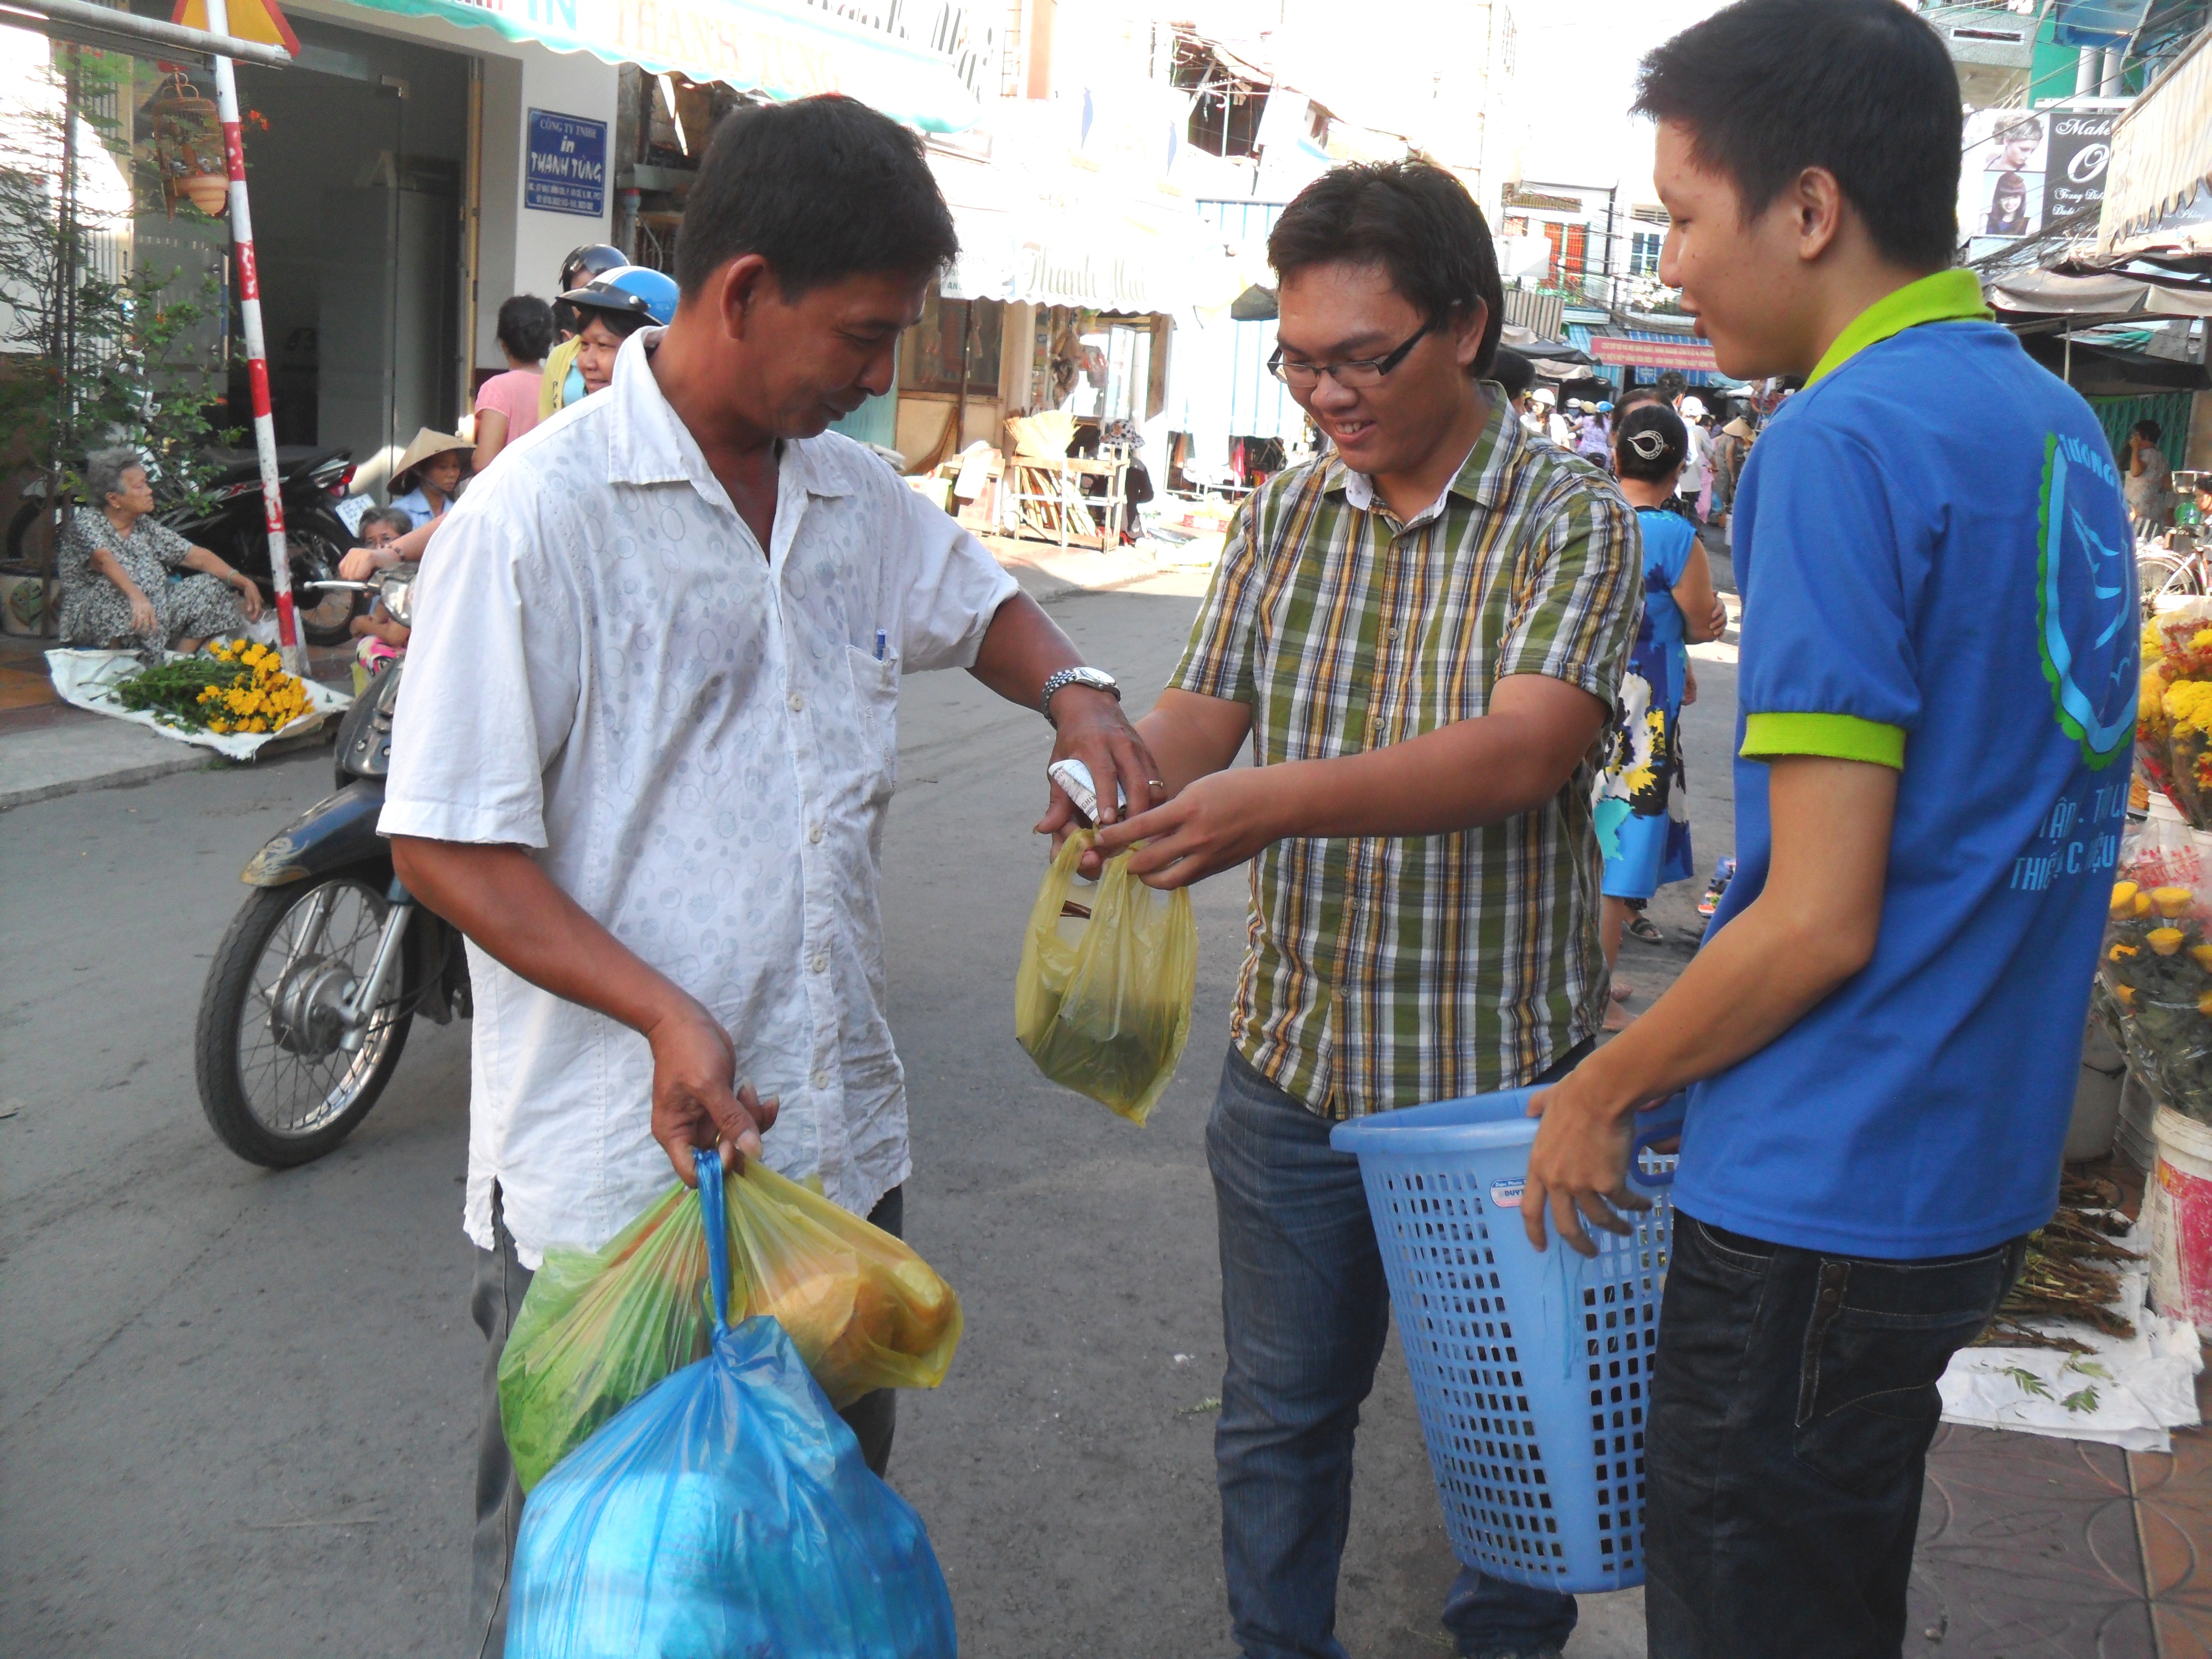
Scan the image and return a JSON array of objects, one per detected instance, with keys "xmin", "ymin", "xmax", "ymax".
[{"xmin": 1676, "ymin": 269, "xmax": 2138, "ymax": 1259}]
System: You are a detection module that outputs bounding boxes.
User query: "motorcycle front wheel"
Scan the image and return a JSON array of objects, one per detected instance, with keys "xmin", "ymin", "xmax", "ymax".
[
  {"xmin": 286, "ymin": 518, "xmax": 361, "ymax": 647},
  {"xmin": 195, "ymin": 877, "xmax": 413, "ymax": 1167}
]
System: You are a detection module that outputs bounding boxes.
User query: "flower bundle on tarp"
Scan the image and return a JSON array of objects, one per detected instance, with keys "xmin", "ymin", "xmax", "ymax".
[
  {"xmin": 110, "ymin": 638, "xmax": 315, "ymax": 735},
  {"xmin": 2100, "ymin": 816, "xmax": 2212, "ymax": 1124},
  {"xmin": 2138, "ymin": 605, "xmax": 2212, "ymax": 828}
]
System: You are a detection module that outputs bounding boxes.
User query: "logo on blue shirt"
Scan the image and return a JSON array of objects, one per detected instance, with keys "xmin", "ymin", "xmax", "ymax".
[{"xmin": 2037, "ymin": 431, "xmax": 2137, "ymax": 769}]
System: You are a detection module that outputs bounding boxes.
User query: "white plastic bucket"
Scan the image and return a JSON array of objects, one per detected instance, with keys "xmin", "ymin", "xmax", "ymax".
[{"xmin": 2146, "ymin": 1107, "xmax": 2212, "ymax": 1332}]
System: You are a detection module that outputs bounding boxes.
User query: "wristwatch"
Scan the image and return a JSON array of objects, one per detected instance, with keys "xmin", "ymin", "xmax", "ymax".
[{"xmin": 1040, "ymin": 665, "xmax": 1121, "ymax": 726}]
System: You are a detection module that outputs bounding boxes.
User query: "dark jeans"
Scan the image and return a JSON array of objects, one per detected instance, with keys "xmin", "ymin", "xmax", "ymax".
[
  {"xmin": 466, "ymin": 1181, "xmax": 904, "ymax": 1659},
  {"xmin": 1210, "ymin": 1044, "xmax": 1590, "ymax": 1659},
  {"xmin": 1644, "ymin": 1213, "xmax": 2027, "ymax": 1659}
]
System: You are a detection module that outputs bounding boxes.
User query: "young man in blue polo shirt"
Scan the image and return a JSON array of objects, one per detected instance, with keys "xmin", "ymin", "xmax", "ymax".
[{"xmin": 1521, "ymin": 2, "xmax": 2138, "ymax": 1654}]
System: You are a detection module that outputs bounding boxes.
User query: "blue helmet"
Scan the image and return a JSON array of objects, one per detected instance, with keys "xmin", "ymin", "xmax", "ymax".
[
  {"xmin": 562, "ymin": 264, "xmax": 679, "ymax": 328},
  {"xmin": 1596, "ymin": 400, "xmax": 1615, "ymax": 413}
]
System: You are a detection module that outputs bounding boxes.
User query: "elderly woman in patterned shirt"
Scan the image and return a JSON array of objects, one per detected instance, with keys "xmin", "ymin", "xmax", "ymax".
[{"xmin": 57, "ymin": 447, "xmax": 262, "ymax": 659}]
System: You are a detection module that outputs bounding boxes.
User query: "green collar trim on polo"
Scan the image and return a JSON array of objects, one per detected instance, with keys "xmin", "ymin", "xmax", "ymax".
[{"xmin": 1805, "ymin": 268, "xmax": 1992, "ymax": 388}]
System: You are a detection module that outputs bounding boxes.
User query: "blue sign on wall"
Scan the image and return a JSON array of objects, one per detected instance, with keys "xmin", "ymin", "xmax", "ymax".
[{"xmin": 525, "ymin": 108, "xmax": 607, "ymax": 218}]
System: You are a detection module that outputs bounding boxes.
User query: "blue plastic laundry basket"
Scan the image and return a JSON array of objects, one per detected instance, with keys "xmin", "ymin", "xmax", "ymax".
[{"xmin": 1331, "ymin": 1089, "xmax": 1682, "ymax": 1595}]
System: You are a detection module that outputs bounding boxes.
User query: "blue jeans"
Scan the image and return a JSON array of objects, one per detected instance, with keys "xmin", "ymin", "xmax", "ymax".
[
  {"xmin": 1645, "ymin": 1214, "xmax": 2027, "ymax": 1658},
  {"xmin": 1209, "ymin": 1047, "xmax": 1586, "ymax": 1659}
]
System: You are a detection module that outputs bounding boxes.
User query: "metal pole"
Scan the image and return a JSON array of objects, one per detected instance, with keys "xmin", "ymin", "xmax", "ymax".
[{"xmin": 202, "ymin": 0, "xmax": 299, "ymax": 672}]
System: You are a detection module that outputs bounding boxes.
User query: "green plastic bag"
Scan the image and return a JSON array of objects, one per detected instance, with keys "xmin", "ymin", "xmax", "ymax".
[
  {"xmin": 499, "ymin": 1161, "xmax": 962, "ymax": 1492},
  {"xmin": 1014, "ymin": 828, "xmax": 1198, "ymax": 1125}
]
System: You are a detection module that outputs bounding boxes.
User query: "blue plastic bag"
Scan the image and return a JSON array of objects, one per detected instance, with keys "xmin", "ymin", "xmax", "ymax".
[{"xmin": 505, "ymin": 1152, "xmax": 958, "ymax": 1659}]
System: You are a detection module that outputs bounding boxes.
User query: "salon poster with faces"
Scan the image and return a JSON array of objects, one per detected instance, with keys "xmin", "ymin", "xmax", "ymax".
[{"xmin": 1960, "ymin": 109, "xmax": 2046, "ymax": 264}]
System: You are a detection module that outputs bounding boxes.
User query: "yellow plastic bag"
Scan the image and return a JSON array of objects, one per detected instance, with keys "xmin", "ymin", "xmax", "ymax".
[
  {"xmin": 1014, "ymin": 828, "xmax": 1198, "ymax": 1125},
  {"xmin": 498, "ymin": 1161, "xmax": 962, "ymax": 1491}
]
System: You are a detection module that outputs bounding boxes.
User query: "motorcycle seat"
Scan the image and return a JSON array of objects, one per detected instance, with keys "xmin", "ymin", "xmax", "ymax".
[{"xmin": 204, "ymin": 447, "xmax": 350, "ymax": 490}]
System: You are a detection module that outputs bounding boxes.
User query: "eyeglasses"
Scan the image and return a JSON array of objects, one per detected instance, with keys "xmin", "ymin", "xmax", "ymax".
[{"xmin": 1267, "ymin": 321, "xmax": 1431, "ymax": 390}]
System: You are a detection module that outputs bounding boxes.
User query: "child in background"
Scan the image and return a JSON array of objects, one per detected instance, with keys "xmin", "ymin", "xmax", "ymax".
[{"xmin": 349, "ymin": 506, "xmax": 413, "ymax": 691}]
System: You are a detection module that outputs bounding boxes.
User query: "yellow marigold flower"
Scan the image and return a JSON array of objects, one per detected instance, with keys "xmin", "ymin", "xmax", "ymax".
[
  {"xmin": 2151, "ymin": 927, "xmax": 2186, "ymax": 956},
  {"xmin": 2154, "ymin": 886, "xmax": 2194, "ymax": 917},
  {"xmin": 2200, "ymin": 989, "xmax": 2212, "ymax": 1015},
  {"xmin": 208, "ymin": 719, "xmax": 228, "ymax": 733},
  {"xmin": 2194, "ymin": 943, "xmax": 2212, "ymax": 971},
  {"xmin": 2114, "ymin": 880, "xmax": 2141, "ymax": 915},
  {"xmin": 2138, "ymin": 893, "xmax": 2156, "ymax": 916},
  {"xmin": 2116, "ymin": 984, "xmax": 2137, "ymax": 1006},
  {"xmin": 2112, "ymin": 943, "xmax": 2140, "ymax": 960}
]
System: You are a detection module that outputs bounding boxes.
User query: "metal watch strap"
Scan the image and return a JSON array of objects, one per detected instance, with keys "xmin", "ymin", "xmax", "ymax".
[{"xmin": 1040, "ymin": 667, "xmax": 1120, "ymax": 726}]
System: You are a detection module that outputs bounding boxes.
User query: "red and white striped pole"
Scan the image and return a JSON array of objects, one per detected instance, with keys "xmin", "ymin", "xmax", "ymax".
[{"xmin": 201, "ymin": 0, "xmax": 299, "ymax": 674}]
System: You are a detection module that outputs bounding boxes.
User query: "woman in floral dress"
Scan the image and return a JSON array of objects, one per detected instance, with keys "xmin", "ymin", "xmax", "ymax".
[
  {"xmin": 57, "ymin": 448, "xmax": 262, "ymax": 660},
  {"xmin": 1593, "ymin": 403, "xmax": 1726, "ymax": 1027}
]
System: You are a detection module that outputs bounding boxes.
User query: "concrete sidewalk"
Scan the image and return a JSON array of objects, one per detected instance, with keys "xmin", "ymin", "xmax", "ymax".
[{"xmin": 0, "ymin": 703, "xmax": 216, "ymax": 812}]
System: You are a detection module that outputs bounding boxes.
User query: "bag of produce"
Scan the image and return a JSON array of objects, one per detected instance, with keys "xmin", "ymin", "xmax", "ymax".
[
  {"xmin": 1014, "ymin": 828, "xmax": 1198, "ymax": 1125},
  {"xmin": 2099, "ymin": 813, "xmax": 2212, "ymax": 1125},
  {"xmin": 506, "ymin": 1154, "xmax": 957, "ymax": 1659},
  {"xmin": 499, "ymin": 1159, "xmax": 961, "ymax": 1492}
]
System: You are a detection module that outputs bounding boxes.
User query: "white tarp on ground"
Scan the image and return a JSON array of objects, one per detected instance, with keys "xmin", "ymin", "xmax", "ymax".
[
  {"xmin": 46, "ymin": 648, "xmax": 350, "ymax": 763},
  {"xmin": 1939, "ymin": 1227, "xmax": 2204, "ymax": 1453}
]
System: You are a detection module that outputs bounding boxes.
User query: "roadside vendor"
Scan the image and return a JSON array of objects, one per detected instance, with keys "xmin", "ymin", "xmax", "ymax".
[
  {"xmin": 56, "ymin": 447, "xmax": 263, "ymax": 660},
  {"xmin": 379, "ymin": 95, "xmax": 1162, "ymax": 1658}
]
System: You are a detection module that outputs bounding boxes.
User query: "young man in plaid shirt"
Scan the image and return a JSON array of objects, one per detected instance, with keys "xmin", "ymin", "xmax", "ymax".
[{"xmin": 1085, "ymin": 161, "xmax": 1640, "ymax": 1659}]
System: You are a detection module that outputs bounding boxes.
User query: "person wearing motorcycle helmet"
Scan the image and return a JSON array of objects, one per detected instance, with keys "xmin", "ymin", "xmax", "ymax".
[
  {"xmin": 560, "ymin": 265, "xmax": 680, "ymax": 403},
  {"xmin": 540, "ymin": 243, "xmax": 627, "ymax": 421}
]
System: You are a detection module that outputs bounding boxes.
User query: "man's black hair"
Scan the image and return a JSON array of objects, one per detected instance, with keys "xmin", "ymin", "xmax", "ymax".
[
  {"xmin": 495, "ymin": 295, "xmax": 555, "ymax": 363},
  {"xmin": 1654, "ymin": 369, "xmax": 1689, "ymax": 404},
  {"xmin": 1616, "ymin": 403, "xmax": 1690, "ymax": 483},
  {"xmin": 1617, "ymin": 385, "xmax": 1666, "ymax": 415},
  {"xmin": 2136, "ymin": 419, "xmax": 2163, "ymax": 442},
  {"xmin": 675, "ymin": 95, "xmax": 959, "ymax": 299},
  {"xmin": 1494, "ymin": 347, "xmax": 1535, "ymax": 400},
  {"xmin": 1634, "ymin": 0, "xmax": 1962, "ymax": 273},
  {"xmin": 1266, "ymin": 160, "xmax": 1506, "ymax": 376}
]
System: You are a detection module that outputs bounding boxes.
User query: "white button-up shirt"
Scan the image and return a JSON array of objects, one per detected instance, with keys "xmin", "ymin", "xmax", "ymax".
[{"xmin": 380, "ymin": 330, "xmax": 1019, "ymax": 1266}]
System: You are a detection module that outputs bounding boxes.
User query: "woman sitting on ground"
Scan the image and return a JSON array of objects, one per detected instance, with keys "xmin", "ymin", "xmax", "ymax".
[
  {"xmin": 56, "ymin": 447, "xmax": 263, "ymax": 660},
  {"xmin": 385, "ymin": 430, "xmax": 471, "ymax": 528},
  {"xmin": 471, "ymin": 295, "xmax": 554, "ymax": 473}
]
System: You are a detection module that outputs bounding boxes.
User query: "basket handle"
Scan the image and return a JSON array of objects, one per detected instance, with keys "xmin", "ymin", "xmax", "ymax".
[{"xmin": 1626, "ymin": 1093, "xmax": 1687, "ymax": 1190}]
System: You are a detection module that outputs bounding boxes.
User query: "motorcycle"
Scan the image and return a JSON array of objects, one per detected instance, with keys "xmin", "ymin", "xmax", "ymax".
[
  {"xmin": 7, "ymin": 447, "xmax": 366, "ymax": 647},
  {"xmin": 167, "ymin": 447, "xmax": 365, "ymax": 647},
  {"xmin": 194, "ymin": 570, "xmax": 473, "ymax": 1167}
]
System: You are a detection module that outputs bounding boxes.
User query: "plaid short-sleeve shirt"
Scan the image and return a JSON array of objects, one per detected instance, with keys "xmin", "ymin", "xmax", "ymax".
[{"xmin": 1172, "ymin": 395, "xmax": 1642, "ymax": 1117}]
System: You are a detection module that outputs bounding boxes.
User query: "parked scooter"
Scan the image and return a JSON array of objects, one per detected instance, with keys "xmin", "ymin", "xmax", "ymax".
[
  {"xmin": 194, "ymin": 570, "xmax": 472, "ymax": 1167},
  {"xmin": 166, "ymin": 447, "xmax": 365, "ymax": 646}
]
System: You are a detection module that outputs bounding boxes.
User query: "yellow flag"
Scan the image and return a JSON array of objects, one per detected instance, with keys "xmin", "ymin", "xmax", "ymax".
[{"xmin": 170, "ymin": 0, "xmax": 302, "ymax": 55}]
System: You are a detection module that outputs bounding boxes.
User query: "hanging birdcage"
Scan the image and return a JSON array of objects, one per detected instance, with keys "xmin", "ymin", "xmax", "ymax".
[{"xmin": 144, "ymin": 72, "xmax": 227, "ymax": 217}]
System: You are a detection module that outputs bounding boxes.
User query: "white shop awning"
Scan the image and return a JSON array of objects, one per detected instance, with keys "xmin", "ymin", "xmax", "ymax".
[
  {"xmin": 930, "ymin": 97, "xmax": 1209, "ymax": 315},
  {"xmin": 2099, "ymin": 27, "xmax": 2212, "ymax": 255}
]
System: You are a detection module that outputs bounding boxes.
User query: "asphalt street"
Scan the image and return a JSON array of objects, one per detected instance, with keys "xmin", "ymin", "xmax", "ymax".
[{"xmin": 0, "ymin": 554, "xmax": 1737, "ymax": 1659}]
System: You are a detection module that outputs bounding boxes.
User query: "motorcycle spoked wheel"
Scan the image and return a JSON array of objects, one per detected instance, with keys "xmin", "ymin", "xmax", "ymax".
[
  {"xmin": 195, "ymin": 877, "xmax": 413, "ymax": 1167},
  {"xmin": 286, "ymin": 523, "xmax": 361, "ymax": 648}
]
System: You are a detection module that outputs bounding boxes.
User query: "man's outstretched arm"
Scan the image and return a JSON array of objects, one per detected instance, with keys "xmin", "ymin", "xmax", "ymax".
[
  {"xmin": 1518, "ymin": 754, "xmax": 1899, "ymax": 1255},
  {"xmin": 966, "ymin": 589, "xmax": 1166, "ymax": 832},
  {"xmin": 1092, "ymin": 673, "xmax": 1609, "ymax": 888},
  {"xmin": 389, "ymin": 838, "xmax": 777, "ymax": 1182}
]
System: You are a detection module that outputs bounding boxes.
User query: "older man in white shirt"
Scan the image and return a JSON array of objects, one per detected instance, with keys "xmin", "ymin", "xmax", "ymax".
[{"xmin": 382, "ymin": 96, "xmax": 1159, "ymax": 1657}]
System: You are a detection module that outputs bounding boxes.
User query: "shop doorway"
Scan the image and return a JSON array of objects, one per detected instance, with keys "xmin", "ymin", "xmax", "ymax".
[{"xmin": 229, "ymin": 12, "xmax": 469, "ymax": 494}]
